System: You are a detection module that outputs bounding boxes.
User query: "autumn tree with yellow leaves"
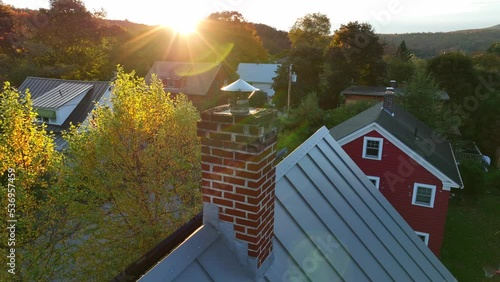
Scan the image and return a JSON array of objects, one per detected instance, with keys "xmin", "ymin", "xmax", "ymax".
[
  {"xmin": 62, "ymin": 68, "xmax": 202, "ymax": 280},
  {"xmin": 0, "ymin": 82, "xmax": 74, "ymax": 281}
]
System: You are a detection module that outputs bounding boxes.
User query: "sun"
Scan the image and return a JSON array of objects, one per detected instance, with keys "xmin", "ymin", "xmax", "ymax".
[{"xmin": 162, "ymin": 15, "xmax": 201, "ymax": 35}]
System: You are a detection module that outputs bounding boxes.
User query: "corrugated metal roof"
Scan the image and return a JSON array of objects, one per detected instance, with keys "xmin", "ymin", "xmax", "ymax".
[
  {"xmin": 145, "ymin": 62, "xmax": 223, "ymax": 96},
  {"xmin": 330, "ymin": 103, "xmax": 463, "ymax": 187},
  {"xmin": 139, "ymin": 127, "xmax": 456, "ymax": 281},
  {"xmin": 32, "ymin": 82, "xmax": 93, "ymax": 109},
  {"xmin": 237, "ymin": 63, "xmax": 280, "ymax": 84}
]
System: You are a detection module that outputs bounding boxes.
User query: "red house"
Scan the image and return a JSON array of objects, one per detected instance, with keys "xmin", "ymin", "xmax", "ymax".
[
  {"xmin": 330, "ymin": 94, "xmax": 463, "ymax": 257},
  {"xmin": 146, "ymin": 62, "xmax": 233, "ymax": 110}
]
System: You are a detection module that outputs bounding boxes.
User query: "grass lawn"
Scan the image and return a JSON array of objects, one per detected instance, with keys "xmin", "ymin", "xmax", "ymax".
[{"xmin": 441, "ymin": 192, "xmax": 500, "ymax": 281}]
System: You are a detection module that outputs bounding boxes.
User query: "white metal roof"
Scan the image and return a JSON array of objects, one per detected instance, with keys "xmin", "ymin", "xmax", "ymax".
[{"xmin": 237, "ymin": 63, "xmax": 280, "ymax": 84}]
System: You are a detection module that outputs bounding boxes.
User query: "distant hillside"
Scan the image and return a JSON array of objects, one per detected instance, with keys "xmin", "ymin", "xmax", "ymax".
[
  {"xmin": 379, "ymin": 25, "xmax": 500, "ymax": 58},
  {"xmin": 253, "ymin": 23, "xmax": 291, "ymax": 56},
  {"xmin": 102, "ymin": 19, "xmax": 151, "ymax": 35}
]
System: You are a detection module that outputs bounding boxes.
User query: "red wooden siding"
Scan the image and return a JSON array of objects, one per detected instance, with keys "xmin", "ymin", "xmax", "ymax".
[{"xmin": 341, "ymin": 130, "xmax": 449, "ymax": 257}]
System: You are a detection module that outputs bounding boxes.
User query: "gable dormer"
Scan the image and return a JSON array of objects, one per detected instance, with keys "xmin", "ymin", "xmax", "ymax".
[{"xmin": 32, "ymin": 82, "xmax": 93, "ymax": 126}]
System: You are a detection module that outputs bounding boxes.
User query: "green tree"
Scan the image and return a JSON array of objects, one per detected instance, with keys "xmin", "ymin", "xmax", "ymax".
[
  {"xmin": 397, "ymin": 68, "xmax": 443, "ymax": 129},
  {"xmin": 427, "ymin": 52, "xmax": 477, "ymax": 104},
  {"xmin": 199, "ymin": 11, "xmax": 269, "ymax": 72},
  {"xmin": 324, "ymin": 21, "xmax": 386, "ymax": 109},
  {"xmin": 288, "ymin": 13, "xmax": 331, "ymax": 48},
  {"xmin": 273, "ymin": 13, "xmax": 331, "ymax": 109},
  {"xmin": 486, "ymin": 42, "xmax": 500, "ymax": 55},
  {"xmin": 0, "ymin": 82, "xmax": 72, "ymax": 281},
  {"xmin": 278, "ymin": 92, "xmax": 324, "ymax": 153},
  {"xmin": 385, "ymin": 57, "xmax": 416, "ymax": 84},
  {"xmin": 396, "ymin": 40, "xmax": 412, "ymax": 62},
  {"xmin": 323, "ymin": 100, "xmax": 378, "ymax": 129},
  {"xmin": 63, "ymin": 68, "xmax": 201, "ymax": 280},
  {"xmin": 461, "ymin": 90, "xmax": 500, "ymax": 158},
  {"xmin": 15, "ymin": 0, "xmax": 115, "ymax": 80}
]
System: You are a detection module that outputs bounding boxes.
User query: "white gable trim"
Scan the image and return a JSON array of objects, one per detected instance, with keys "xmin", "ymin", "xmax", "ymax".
[{"xmin": 336, "ymin": 123, "xmax": 460, "ymax": 190}]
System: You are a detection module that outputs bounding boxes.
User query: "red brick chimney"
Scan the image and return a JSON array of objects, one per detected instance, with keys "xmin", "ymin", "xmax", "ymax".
[
  {"xmin": 197, "ymin": 105, "xmax": 277, "ymax": 277},
  {"xmin": 383, "ymin": 87, "xmax": 395, "ymax": 116}
]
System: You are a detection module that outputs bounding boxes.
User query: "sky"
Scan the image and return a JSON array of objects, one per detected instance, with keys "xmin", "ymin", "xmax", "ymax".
[{"xmin": 4, "ymin": 0, "xmax": 500, "ymax": 34}]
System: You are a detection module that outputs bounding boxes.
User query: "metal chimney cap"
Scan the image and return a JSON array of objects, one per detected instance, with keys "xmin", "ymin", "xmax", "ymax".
[{"xmin": 221, "ymin": 79, "xmax": 259, "ymax": 92}]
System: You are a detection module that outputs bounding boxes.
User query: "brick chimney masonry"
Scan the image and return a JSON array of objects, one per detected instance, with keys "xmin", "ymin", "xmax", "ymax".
[
  {"xmin": 383, "ymin": 87, "xmax": 395, "ymax": 116},
  {"xmin": 197, "ymin": 105, "xmax": 277, "ymax": 278}
]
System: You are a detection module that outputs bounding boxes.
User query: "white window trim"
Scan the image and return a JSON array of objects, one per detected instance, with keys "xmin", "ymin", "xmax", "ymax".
[
  {"xmin": 415, "ymin": 231, "xmax": 430, "ymax": 246},
  {"xmin": 362, "ymin": 136, "xmax": 383, "ymax": 160},
  {"xmin": 367, "ymin": 176, "xmax": 380, "ymax": 189},
  {"xmin": 411, "ymin": 183, "xmax": 437, "ymax": 208}
]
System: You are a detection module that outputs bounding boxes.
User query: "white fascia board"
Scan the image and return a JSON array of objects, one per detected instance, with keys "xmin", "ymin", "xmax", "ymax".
[{"xmin": 336, "ymin": 123, "xmax": 460, "ymax": 190}]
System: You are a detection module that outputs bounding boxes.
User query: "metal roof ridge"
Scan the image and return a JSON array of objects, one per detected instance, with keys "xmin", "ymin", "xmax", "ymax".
[
  {"xmin": 24, "ymin": 76, "xmax": 111, "ymax": 84},
  {"xmin": 276, "ymin": 126, "xmax": 330, "ymax": 180}
]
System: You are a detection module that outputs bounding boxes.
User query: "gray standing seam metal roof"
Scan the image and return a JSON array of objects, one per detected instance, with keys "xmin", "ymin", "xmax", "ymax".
[
  {"xmin": 18, "ymin": 77, "xmax": 110, "ymax": 151},
  {"xmin": 31, "ymin": 83, "xmax": 93, "ymax": 109},
  {"xmin": 18, "ymin": 77, "xmax": 111, "ymax": 131},
  {"xmin": 139, "ymin": 127, "xmax": 456, "ymax": 282},
  {"xmin": 237, "ymin": 63, "xmax": 281, "ymax": 84},
  {"xmin": 330, "ymin": 102, "xmax": 463, "ymax": 188}
]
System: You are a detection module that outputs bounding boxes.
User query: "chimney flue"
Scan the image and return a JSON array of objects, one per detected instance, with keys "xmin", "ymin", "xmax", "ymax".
[{"xmin": 198, "ymin": 105, "xmax": 277, "ymax": 278}]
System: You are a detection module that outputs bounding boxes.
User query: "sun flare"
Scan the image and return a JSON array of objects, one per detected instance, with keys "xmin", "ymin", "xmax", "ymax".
[{"xmin": 162, "ymin": 15, "xmax": 201, "ymax": 35}]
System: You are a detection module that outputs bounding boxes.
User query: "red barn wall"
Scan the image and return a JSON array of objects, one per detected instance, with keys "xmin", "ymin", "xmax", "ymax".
[{"xmin": 341, "ymin": 130, "xmax": 449, "ymax": 257}]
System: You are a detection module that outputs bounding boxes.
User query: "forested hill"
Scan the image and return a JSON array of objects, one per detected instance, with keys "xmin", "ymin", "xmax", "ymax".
[{"xmin": 379, "ymin": 25, "xmax": 500, "ymax": 57}]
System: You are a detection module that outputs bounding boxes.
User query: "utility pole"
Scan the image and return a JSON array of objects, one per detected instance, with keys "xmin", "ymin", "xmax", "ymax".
[{"xmin": 287, "ymin": 64, "xmax": 296, "ymax": 115}]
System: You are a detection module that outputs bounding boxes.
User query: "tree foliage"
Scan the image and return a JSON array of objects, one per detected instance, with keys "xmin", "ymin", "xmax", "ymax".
[
  {"xmin": 324, "ymin": 21, "xmax": 386, "ymax": 109},
  {"xmin": 278, "ymin": 93, "xmax": 376, "ymax": 154},
  {"xmin": 385, "ymin": 57, "xmax": 416, "ymax": 84},
  {"xmin": 461, "ymin": 90, "xmax": 500, "ymax": 157},
  {"xmin": 0, "ymin": 2, "xmax": 14, "ymax": 50},
  {"xmin": 253, "ymin": 23, "xmax": 290, "ymax": 56},
  {"xmin": 62, "ymin": 68, "xmax": 201, "ymax": 280},
  {"xmin": 273, "ymin": 13, "xmax": 331, "ymax": 109},
  {"xmin": 397, "ymin": 67, "xmax": 444, "ymax": 129},
  {"xmin": 396, "ymin": 40, "xmax": 412, "ymax": 62},
  {"xmin": 0, "ymin": 82, "xmax": 72, "ymax": 281},
  {"xmin": 288, "ymin": 13, "xmax": 331, "ymax": 48},
  {"xmin": 427, "ymin": 52, "xmax": 478, "ymax": 104},
  {"xmin": 278, "ymin": 92, "xmax": 324, "ymax": 153},
  {"xmin": 379, "ymin": 28, "xmax": 500, "ymax": 58},
  {"xmin": 199, "ymin": 11, "xmax": 269, "ymax": 72},
  {"xmin": 487, "ymin": 42, "xmax": 500, "ymax": 55}
]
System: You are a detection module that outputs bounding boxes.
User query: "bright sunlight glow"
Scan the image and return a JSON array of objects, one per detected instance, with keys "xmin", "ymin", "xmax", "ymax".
[
  {"xmin": 162, "ymin": 17, "xmax": 201, "ymax": 35},
  {"xmin": 159, "ymin": 3, "xmax": 205, "ymax": 35}
]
